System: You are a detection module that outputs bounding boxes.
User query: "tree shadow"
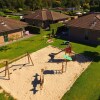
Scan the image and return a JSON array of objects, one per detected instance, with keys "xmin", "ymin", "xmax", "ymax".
[
  {"xmin": 54, "ymin": 34, "xmax": 99, "ymax": 47},
  {"xmin": 0, "ymin": 46, "xmax": 11, "ymax": 52},
  {"xmin": 98, "ymin": 95, "xmax": 100, "ymax": 100},
  {"xmin": 71, "ymin": 51, "xmax": 100, "ymax": 64},
  {"xmin": 71, "ymin": 41, "xmax": 98, "ymax": 47},
  {"xmin": 72, "ymin": 54, "xmax": 92, "ymax": 63},
  {"xmin": 30, "ymin": 73, "xmax": 40, "ymax": 94},
  {"xmin": 80, "ymin": 51, "xmax": 100, "ymax": 62}
]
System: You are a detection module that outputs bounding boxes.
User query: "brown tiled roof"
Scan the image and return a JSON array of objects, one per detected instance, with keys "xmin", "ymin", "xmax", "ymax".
[
  {"xmin": 0, "ymin": 16, "xmax": 28, "ymax": 33},
  {"xmin": 67, "ymin": 13, "xmax": 100, "ymax": 31},
  {"xmin": 24, "ymin": 9, "xmax": 69, "ymax": 21}
]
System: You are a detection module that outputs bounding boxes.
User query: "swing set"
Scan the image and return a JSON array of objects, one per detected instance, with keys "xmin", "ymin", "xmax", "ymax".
[{"xmin": 1, "ymin": 52, "xmax": 34, "ymax": 80}]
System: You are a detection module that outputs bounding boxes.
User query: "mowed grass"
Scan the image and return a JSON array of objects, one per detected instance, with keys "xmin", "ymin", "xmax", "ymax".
[
  {"xmin": 62, "ymin": 58, "xmax": 100, "ymax": 100},
  {"xmin": 0, "ymin": 33, "xmax": 49, "ymax": 67},
  {"xmin": 0, "ymin": 32, "xmax": 100, "ymax": 100},
  {"xmin": 61, "ymin": 43, "xmax": 100, "ymax": 100},
  {"xmin": 0, "ymin": 92, "xmax": 14, "ymax": 100}
]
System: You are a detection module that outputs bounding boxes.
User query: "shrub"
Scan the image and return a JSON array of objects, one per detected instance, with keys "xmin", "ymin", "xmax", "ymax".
[
  {"xmin": 83, "ymin": 3, "xmax": 90, "ymax": 10},
  {"xmin": 25, "ymin": 26, "xmax": 41, "ymax": 34},
  {"xmin": 0, "ymin": 11, "xmax": 6, "ymax": 16},
  {"xmin": 50, "ymin": 23, "xmax": 64, "ymax": 34},
  {"xmin": 67, "ymin": 11, "xmax": 76, "ymax": 16},
  {"xmin": 2, "ymin": 9, "xmax": 14, "ymax": 13}
]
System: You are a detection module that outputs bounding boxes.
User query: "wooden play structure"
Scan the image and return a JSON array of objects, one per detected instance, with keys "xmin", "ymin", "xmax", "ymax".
[
  {"xmin": 40, "ymin": 69, "xmax": 44, "ymax": 90},
  {"xmin": 26, "ymin": 52, "xmax": 34, "ymax": 65},
  {"xmin": 61, "ymin": 60, "xmax": 67, "ymax": 73},
  {"xmin": 48, "ymin": 42, "xmax": 73, "ymax": 73},
  {"xmin": 3, "ymin": 52, "xmax": 34, "ymax": 80},
  {"xmin": 5, "ymin": 61, "xmax": 10, "ymax": 80},
  {"xmin": 48, "ymin": 42, "xmax": 74, "ymax": 62},
  {"xmin": 48, "ymin": 49, "xmax": 64, "ymax": 62}
]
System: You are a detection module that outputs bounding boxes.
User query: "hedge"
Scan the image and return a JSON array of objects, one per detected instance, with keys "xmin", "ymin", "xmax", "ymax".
[
  {"xmin": 50, "ymin": 23, "xmax": 64, "ymax": 34},
  {"xmin": 25, "ymin": 26, "xmax": 43, "ymax": 34}
]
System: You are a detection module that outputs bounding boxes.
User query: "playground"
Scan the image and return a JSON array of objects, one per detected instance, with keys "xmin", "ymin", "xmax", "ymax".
[{"xmin": 0, "ymin": 45, "xmax": 92, "ymax": 100}]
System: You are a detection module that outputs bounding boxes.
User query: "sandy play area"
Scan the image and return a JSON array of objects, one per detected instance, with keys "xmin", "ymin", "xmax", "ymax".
[{"xmin": 0, "ymin": 45, "xmax": 92, "ymax": 100}]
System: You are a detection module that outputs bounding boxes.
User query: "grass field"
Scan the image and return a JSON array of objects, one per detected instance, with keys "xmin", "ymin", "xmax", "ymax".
[
  {"xmin": 0, "ymin": 92, "xmax": 14, "ymax": 100},
  {"xmin": 60, "ymin": 42, "xmax": 100, "ymax": 100},
  {"xmin": 0, "ymin": 31, "xmax": 100, "ymax": 100}
]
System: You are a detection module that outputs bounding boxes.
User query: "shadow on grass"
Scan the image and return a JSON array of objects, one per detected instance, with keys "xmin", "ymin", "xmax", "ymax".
[
  {"xmin": 0, "ymin": 46, "xmax": 11, "ymax": 52},
  {"xmin": 80, "ymin": 51, "xmax": 100, "ymax": 62},
  {"xmin": 54, "ymin": 35, "xmax": 99, "ymax": 47},
  {"xmin": 98, "ymin": 95, "xmax": 100, "ymax": 100},
  {"xmin": 71, "ymin": 54, "xmax": 92, "ymax": 63},
  {"xmin": 71, "ymin": 51, "xmax": 100, "ymax": 64},
  {"xmin": 31, "ymin": 73, "xmax": 40, "ymax": 94},
  {"xmin": 72, "ymin": 41, "xmax": 98, "ymax": 47}
]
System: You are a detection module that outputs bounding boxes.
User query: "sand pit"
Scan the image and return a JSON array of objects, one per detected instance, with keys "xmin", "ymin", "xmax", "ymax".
[{"xmin": 0, "ymin": 45, "xmax": 92, "ymax": 100}]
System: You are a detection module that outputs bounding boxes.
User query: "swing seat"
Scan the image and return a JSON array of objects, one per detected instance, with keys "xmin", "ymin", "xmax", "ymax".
[{"xmin": 63, "ymin": 55, "xmax": 72, "ymax": 61}]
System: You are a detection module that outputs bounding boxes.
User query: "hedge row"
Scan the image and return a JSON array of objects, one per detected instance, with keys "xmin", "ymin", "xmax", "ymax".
[{"xmin": 50, "ymin": 23, "xmax": 64, "ymax": 34}]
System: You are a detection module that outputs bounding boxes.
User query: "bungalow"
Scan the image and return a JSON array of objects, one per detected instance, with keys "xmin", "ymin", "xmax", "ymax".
[
  {"xmin": 23, "ymin": 9, "xmax": 70, "ymax": 28},
  {"xmin": 66, "ymin": 13, "xmax": 100, "ymax": 45},
  {"xmin": 0, "ymin": 16, "xmax": 27, "ymax": 44}
]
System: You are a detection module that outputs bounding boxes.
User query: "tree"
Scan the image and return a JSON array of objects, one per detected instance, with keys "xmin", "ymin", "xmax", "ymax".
[
  {"xmin": 83, "ymin": 3, "xmax": 90, "ymax": 9},
  {"xmin": 0, "ymin": 0, "xmax": 6, "ymax": 8}
]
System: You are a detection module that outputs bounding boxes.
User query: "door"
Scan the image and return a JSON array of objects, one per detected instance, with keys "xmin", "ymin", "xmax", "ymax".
[{"xmin": 3, "ymin": 33, "xmax": 8, "ymax": 42}]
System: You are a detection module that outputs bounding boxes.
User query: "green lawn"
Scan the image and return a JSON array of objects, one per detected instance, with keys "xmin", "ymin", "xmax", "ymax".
[
  {"xmin": 60, "ymin": 42, "xmax": 100, "ymax": 100},
  {"xmin": 62, "ymin": 57, "xmax": 100, "ymax": 100},
  {"xmin": 0, "ymin": 92, "xmax": 14, "ymax": 100},
  {"xmin": 0, "ymin": 33, "xmax": 49, "ymax": 67},
  {"xmin": 8, "ymin": 15, "xmax": 20, "ymax": 20},
  {"xmin": 0, "ymin": 32, "xmax": 100, "ymax": 100}
]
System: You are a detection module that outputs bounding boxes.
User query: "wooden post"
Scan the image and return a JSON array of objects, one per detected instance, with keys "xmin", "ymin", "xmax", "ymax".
[
  {"xmin": 5, "ymin": 61, "xmax": 10, "ymax": 80},
  {"xmin": 40, "ymin": 69, "xmax": 44, "ymax": 90},
  {"xmin": 27, "ymin": 52, "xmax": 30, "ymax": 64},
  {"xmin": 27, "ymin": 52, "xmax": 34, "ymax": 65},
  {"xmin": 62, "ymin": 61, "xmax": 64, "ymax": 73},
  {"xmin": 65, "ymin": 60, "xmax": 67, "ymax": 72},
  {"xmin": 5, "ymin": 64, "xmax": 7, "ymax": 77}
]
